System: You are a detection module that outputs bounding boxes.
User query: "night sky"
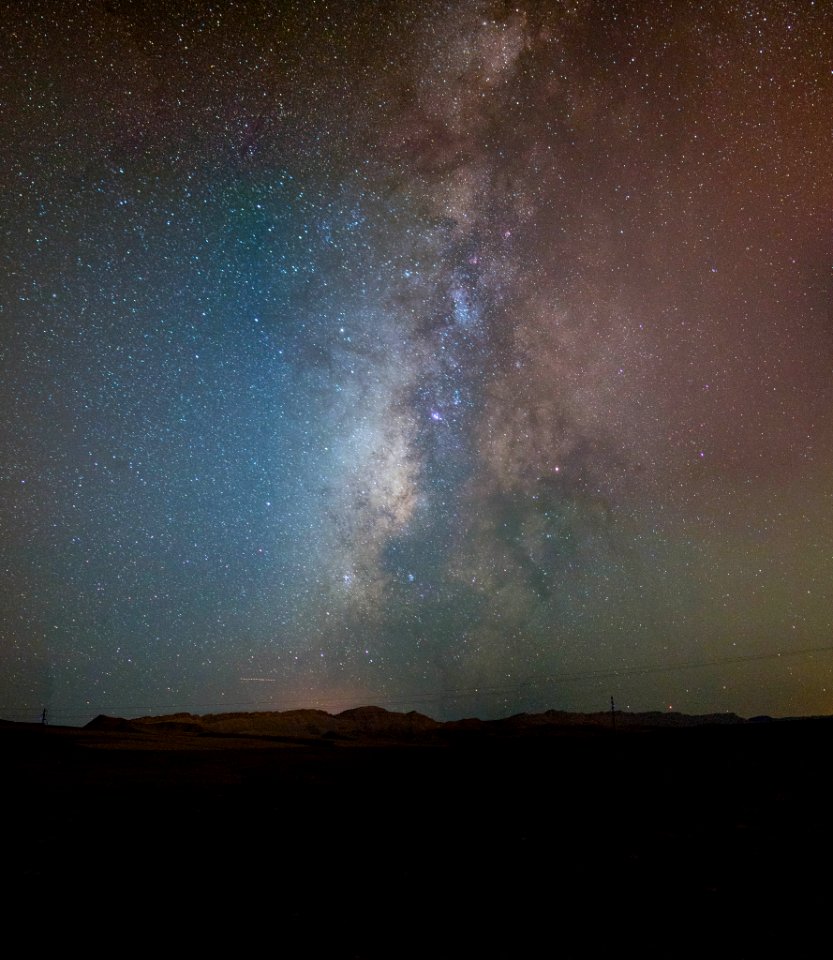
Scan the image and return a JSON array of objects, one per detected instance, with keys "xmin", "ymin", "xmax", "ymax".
[{"xmin": 2, "ymin": 0, "xmax": 833, "ymax": 725}]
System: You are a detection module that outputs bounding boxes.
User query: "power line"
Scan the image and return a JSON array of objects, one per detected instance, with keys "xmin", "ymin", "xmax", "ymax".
[{"xmin": 4, "ymin": 642, "xmax": 833, "ymax": 723}]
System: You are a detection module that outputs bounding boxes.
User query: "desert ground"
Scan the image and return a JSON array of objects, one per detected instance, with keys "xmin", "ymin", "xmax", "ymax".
[{"xmin": 5, "ymin": 707, "xmax": 830, "ymax": 954}]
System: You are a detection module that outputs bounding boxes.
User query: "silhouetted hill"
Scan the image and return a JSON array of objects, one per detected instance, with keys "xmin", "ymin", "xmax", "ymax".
[
  {"xmin": 84, "ymin": 704, "xmax": 748, "ymax": 742},
  {"xmin": 85, "ymin": 714, "xmax": 140, "ymax": 733}
]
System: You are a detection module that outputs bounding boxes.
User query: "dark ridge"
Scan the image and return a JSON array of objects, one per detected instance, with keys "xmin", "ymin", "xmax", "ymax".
[
  {"xmin": 64, "ymin": 706, "xmax": 833, "ymax": 745},
  {"xmin": 85, "ymin": 715, "xmax": 139, "ymax": 732},
  {"xmin": 95, "ymin": 705, "xmax": 758, "ymax": 742}
]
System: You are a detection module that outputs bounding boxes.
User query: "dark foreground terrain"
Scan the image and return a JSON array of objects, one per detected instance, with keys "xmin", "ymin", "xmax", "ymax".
[{"xmin": 5, "ymin": 708, "xmax": 831, "ymax": 954}]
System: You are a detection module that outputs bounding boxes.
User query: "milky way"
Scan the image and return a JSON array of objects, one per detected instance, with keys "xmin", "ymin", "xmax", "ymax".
[{"xmin": 2, "ymin": 0, "xmax": 833, "ymax": 723}]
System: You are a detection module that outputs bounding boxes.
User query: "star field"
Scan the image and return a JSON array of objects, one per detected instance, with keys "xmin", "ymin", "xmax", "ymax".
[{"xmin": 2, "ymin": 0, "xmax": 833, "ymax": 724}]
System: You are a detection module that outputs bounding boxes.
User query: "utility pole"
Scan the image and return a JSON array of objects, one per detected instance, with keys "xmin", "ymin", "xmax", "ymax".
[{"xmin": 610, "ymin": 696, "xmax": 615, "ymax": 733}]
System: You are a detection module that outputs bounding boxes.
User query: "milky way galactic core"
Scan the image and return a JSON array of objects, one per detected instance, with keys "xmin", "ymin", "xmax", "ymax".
[{"xmin": 2, "ymin": 0, "xmax": 833, "ymax": 723}]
